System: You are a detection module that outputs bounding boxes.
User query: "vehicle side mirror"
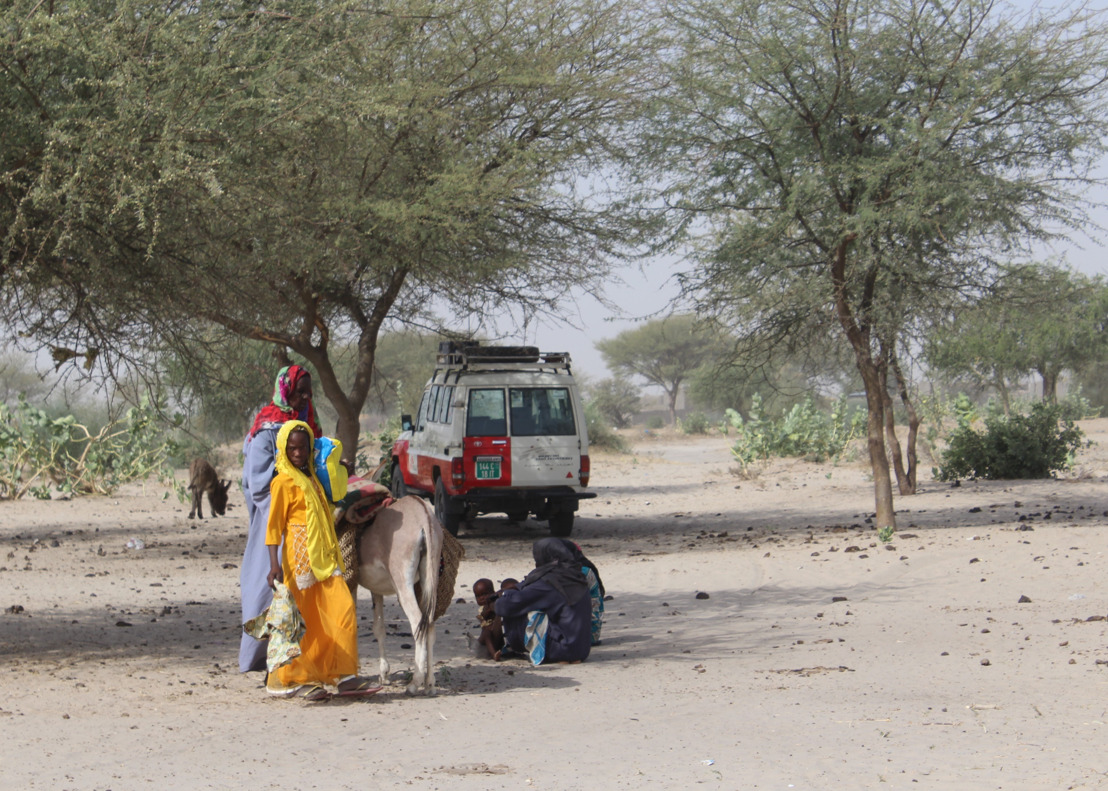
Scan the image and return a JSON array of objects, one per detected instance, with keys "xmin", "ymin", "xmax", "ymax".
[{"xmin": 401, "ymin": 414, "xmax": 413, "ymax": 432}]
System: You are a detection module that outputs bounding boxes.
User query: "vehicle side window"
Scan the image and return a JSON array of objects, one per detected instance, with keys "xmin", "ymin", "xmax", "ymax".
[
  {"xmin": 444, "ymin": 386, "xmax": 456, "ymax": 424},
  {"xmin": 428, "ymin": 385, "xmax": 443, "ymax": 424},
  {"xmin": 509, "ymin": 388, "xmax": 576, "ymax": 436},
  {"xmin": 415, "ymin": 389, "xmax": 432, "ymax": 430},
  {"xmin": 467, "ymin": 389, "xmax": 507, "ymax": 436},
  {"xmin": 436, "ymin": 385, "xmax": 453, "ymax": 423}
]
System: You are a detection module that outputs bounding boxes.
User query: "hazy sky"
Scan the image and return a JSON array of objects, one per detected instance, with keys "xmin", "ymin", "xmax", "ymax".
[{"xmin": 513, "ymin": 0, "xmax": 1108, "ymax": 382}]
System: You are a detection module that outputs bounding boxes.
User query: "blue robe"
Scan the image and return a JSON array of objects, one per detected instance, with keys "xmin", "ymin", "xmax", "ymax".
[
  {"xmin": 238, "ymin": 427, "xmax": 279, "ymax": 673},
  {"xmin": 495, "ymin": 580, "xmax": 592, "ymax": 664}
]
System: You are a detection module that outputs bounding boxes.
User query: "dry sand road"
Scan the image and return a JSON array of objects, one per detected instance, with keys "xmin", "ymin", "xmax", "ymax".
[{"xmin": 2, "ymin": 422, "xmax": 1107, "ymax": 790}]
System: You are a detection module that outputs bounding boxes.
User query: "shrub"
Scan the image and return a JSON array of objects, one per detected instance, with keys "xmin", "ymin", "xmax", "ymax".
[
  {"xmin": 724, "ymin": 394, "xmax": 864, "ymax": 470},
  {"xmin": 0, "ymin": 396, "xmax": 181, "ymax": 499},
  {"xmin": 645, "ymin": 416, "xmax": 665, "ymax": 430},
  {"xmin": 680, "ymin": 412, "xmax": 711, "ymax": 435},
  {"xmin": 359, "ymin": 418, "xmax": 401, "ymax": 486},
  {"xmin": 584, "ymin": 401, "xmax": 629, "ymax": 452},
  {"xmin": 1057, "ymin": 387, "xmax": 1101, "ymax": 421},
  {"xmin": 936, "ymin": 401, "xmax": 1087, "ymax": 480}
]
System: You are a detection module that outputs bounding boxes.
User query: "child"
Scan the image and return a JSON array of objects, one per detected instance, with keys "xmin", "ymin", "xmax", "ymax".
[
  {"xmin": 265, "ymin": 421, "xmax": 380, "ymax": 701},
  {"xmin": 473, "ymin": 578, "xmax": 505, "ymax": 660}
]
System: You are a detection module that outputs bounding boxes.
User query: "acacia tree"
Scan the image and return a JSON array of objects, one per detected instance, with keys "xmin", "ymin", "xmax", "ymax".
[
  {"xmin": 655, "ymin": 0, "xmax": 1108, "ymax": 527},
  {"xmin": 586, "ymin": 376, "xmax": 642, "ymax": 429},
  {"xmin": 596, "ymin": 314, "xmax": 729, "ymax": 426},
  {"xmin": 1, "ymin": 0, "xmax": 658, "ymax": 456},
  {"xmin": 928, "ymin": 265, "xmax": 1108, "ymax": 408}
]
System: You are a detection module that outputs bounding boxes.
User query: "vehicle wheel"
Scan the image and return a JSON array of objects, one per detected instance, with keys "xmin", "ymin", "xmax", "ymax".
[
  {"xmin": 505, "ymin": 509, "xmax": 528, "ymax": 523},
  {"xmin": 548, "ymin": 510, "xmax": 574, "ymax": 537},
  {"xmin": 434, "ymin": 477, "xmax": 462, "ymax": 536},
  {"xmin": 389, "ymin": 462, "xmax": 408, "ymax": 499}
]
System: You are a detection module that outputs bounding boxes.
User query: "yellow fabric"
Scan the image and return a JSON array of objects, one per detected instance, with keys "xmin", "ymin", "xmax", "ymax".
[
  {"xmin": 271, "ymin": 574, "xmax": 359, "ymax": 689},
  {"xmin": 270, "ymin": 420, "xmax": 344, "ymax": 584}
]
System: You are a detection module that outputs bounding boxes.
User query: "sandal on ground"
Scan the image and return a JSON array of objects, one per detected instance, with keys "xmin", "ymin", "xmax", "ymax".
[
  {"xmin": 267, "ymin": 683, "xmax": 331, "ymax": 701},
  {"xmin": 336, "ymin": 676, "xmax": 383, "ymax": 697},
  {"xmin": 298, "ymin": 685, "xmax": 332, "ymax": 702}
]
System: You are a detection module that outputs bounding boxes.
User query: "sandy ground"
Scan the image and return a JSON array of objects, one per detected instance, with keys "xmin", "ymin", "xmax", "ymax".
[{"xmin": 2, "ymin": 421, "xmax": 1107, "ymax": 790}]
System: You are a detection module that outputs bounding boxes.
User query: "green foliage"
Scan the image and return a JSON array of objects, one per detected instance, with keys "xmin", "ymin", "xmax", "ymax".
[
  {"xmin": 653, "ymin": 0, "xmax": 1108, "ymax": 521},
  {"xmin": 936, "ymin": 401, "xmax": 1087, "ymax": 481},
  {"xmin": 370, "ymin": 333, "xmax": 452, "ymax": 419},
  {"xmin": 926, "ymin": 266, "xmax": 1108, "ymax": 406},
  {"xmin": 584, "ymin": 401, "xmax": 629, "ymax": 453},
  {"xmin": 2, "ymin": 0, "xmax": 660, "ymax": 460},
  {"xmin": 586, "ymin": 376, "xmax": 641, "ymax": 430},
  {"xmin": 680, "ymin": 412, "xmax": 711, "ymax": 435},
  {"xmin": 1056, "ymin": 387, "xmax": 1101, "ymax": 421},
  {"xmin": 356, "ymin": 418, "xmax": 403, "ymax": 484},
  {"xmin": 878, "ymin": 525, "xmax": 895, "ymax": 544},
  {"xmin": 725, "ymin": 394, "xmax": 864, "ymax": 470},
  {"xmin": 596, "ymin": 314, "xmax": 731, "ymax": 426},
  {"xmin": 952, "ymin": 394, "xmax": 979, "ymax": 427},
  {"xmin": 0, "ymin": 397, "xmax": 181, "ymax": 499},
  {"xmin": 645, "ymin": 416, "xmax": 666, "ymax": 430},
  {"xmin": 162, "ymin": 333, "xmax": 293, "ymax": 442}
]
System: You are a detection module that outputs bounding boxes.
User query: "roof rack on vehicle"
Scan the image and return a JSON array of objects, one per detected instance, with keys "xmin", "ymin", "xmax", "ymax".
[{"xmin": 436, "ymin": 341, "xmax": 571, "ymax": 369}]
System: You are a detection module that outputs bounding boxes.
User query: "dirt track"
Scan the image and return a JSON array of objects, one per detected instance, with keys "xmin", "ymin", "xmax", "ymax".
[{"xmin": 2, "ymin": 424, "xmax": 1107, "ymax": 789}]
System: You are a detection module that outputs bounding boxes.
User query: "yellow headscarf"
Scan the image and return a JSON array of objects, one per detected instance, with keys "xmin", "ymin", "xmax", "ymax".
[{"xmin": 274, "ymin": 420, "xmax": 344, "ymax": 582}]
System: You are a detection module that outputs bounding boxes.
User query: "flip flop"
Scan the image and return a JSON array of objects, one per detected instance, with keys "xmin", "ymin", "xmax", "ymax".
[
  {"xmin": 299, "ymin": 685, "xmax": 332, "ymax": 702},
  {"xmin": 336, "ymin": 677, "xmax": 383, "ymax": 697}
]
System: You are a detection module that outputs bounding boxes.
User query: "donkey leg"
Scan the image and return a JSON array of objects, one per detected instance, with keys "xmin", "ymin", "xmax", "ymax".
[
  {"xmin": 371, "ymin": 592, "xmax": 390, "ymax": 685},
  {"xmin": 424, "ymin": 621, "xmax": 437, "ymax": 696},
  {"xmin": 394, "ymin": 586, "xmax": 432, "ymax": 695}
]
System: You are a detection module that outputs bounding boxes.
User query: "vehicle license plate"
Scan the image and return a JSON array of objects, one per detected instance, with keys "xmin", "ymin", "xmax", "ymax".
[{"xmin": 475, "ymin": 457, "xmax": 501, "ymax": 480}]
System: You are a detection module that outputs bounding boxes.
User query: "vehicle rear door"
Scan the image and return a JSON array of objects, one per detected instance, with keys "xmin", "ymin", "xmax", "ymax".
[{"xmin": 507, "ymin": 386, "xmax": 582, "ymax": 487}]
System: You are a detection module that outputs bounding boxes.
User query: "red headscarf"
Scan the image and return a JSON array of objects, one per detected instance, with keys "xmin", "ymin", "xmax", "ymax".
[{"xmin": 248, "ymin": 364, "xmax": 324, "ymax": 439}]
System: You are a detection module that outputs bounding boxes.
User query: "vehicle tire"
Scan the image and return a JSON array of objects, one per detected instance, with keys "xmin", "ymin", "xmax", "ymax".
[
  {"xmin": 389, "ymin": 462, "xmax": 408, "ymax": 499},
  {"xmin": 505, "ymin": 509, "xmax": 529, "ymax": 523},
  {"xmin": 434, "ymin": 477, "xmax": 462, "ymax": 536},
  {"xmin": 548, "ymin": 510, "xmax": 574, "ymax": 537}
]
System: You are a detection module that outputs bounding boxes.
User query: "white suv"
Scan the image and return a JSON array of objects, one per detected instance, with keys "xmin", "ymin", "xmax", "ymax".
[{"xmin": 388, "ymin": 342, "xmax": 595, "ymax": 536}]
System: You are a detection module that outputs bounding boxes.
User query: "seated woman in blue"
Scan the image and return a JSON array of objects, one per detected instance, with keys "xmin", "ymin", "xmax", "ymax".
[{"xmin": 494, "ymin": 538, "xmax": 592, "ymax": 665}]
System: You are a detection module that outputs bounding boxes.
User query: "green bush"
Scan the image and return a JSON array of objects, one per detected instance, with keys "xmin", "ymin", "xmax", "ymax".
[
  {"xmin": 1057, "ymin": 387, "xmax": 1101, "ymax": 421},
  {"xmin": 0, "ymin": 396, "xmax": 181, "ymax": 499},
  {"xmin": 357, "ymin": 418, "xmax": 402, "ymax": 485},
  {"xmin": 725, "ymin": 394, "xmax": 864, "ymax": 470},
  {"xmin": 680, "ymin": 412, "xmax": 711, "ymax": 435},
  {"xmin": 584, "ymin": 401, "xmax": 629, "ymax": 452},
  {"xmin": 936, "ymin": 401, "xmax": 1087, "ymax": 481},
  {"xmin": 645, "ymin": 416, "xmax": 665, "ymax": 430}
]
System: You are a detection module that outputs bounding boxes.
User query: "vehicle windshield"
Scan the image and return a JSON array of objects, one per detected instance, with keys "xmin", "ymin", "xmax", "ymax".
[{"xmin": 509, "ymin": 387, "xmax": 576, "ymax": 436}]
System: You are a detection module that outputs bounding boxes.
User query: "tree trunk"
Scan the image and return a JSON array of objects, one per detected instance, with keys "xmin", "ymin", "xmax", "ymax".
[
  {"xmin": 891, "ymin": 356, "xmax": 919, "ymax": 494},
  {"xmin": 1040, "ymin": 368, "xmax": 1059, "ymax": 403},
  {"xmin": 994, "ymin": 374, "xmax": 1011, "ymax": 416},
  {"xmin": 832, "ymin": 242, "xmax": 896, "ymax": 530},
  {"xmin": 880, "ymin": 380, "xmax": 911, "ymax": 496},
  {"xmin": 667, "ymin": 386, "xmax": 679, "ymax": 427},
  {"xmin": 295, "ymin": 347, "xmax": 368, "ymax": 472},
  {"xmin": 859, "ymin": 359, "xmax": 897, "ymax": 528}
]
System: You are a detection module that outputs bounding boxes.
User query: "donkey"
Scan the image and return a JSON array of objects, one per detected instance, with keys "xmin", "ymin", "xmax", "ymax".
[
  {"xmin": 187, "ymin": 459, "xmax": 232, "ymax": 519},
  {"xmin": 350, "ymin": 495, "xmax": 444, "ymax": 695}
]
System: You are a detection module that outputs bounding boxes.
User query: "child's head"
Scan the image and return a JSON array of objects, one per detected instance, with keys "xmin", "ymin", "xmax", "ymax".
[
  {"xmin": 286, "ymin": 426, "xmax": 313, "ymax": 472},
  {"xmin": 500, "ymin": 578, "xmax": 519, "ymax": 591},
  {"xmin": 473, "ymin": 578, "xmax": 495, "ymax": 605}
]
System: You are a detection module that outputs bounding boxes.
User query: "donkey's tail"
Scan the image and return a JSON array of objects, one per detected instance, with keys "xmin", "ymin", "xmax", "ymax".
[{"xmin": 414, "ymin": 498, "xmax": 443, "ymax": 642}]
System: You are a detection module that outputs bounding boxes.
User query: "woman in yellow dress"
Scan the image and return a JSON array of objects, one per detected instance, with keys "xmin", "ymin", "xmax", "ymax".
[{"xmin": 265, "ymin": 420, "xmax": 379, "ymax": 700}]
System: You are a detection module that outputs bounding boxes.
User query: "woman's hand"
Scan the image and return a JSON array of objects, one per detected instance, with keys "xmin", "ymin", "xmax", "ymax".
[
  {"xmin": 267, "ymin": 564, "xmax": 284, "ymax": 590},
  {"xmin": 267, "ymin": 544, "xmax": 283, "ymax": 589}
]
